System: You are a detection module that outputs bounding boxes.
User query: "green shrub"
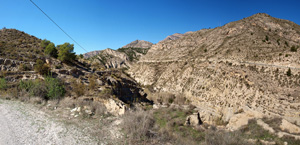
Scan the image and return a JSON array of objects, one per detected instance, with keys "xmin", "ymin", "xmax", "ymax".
[
  {"xmin": 19, "ymin": 80, "xmax": 34, "ymax": 92},
  {"xmin": 285, "ymin": 41, "xmax": 289, "ymax": 47},
  {"xmin": 19, "ymin": 77, "xmax": 65, "ymax": 100},
  {"xmin": 0, "ymin": 78, "xmax": 7, "ymax": 90},
  {"xmin": 45, "ymin": 77, "xmax": 65, "ymax": 100},
  {"xmin": 265, "ymin": 35, "xmax": 269, "ymax": 41}
]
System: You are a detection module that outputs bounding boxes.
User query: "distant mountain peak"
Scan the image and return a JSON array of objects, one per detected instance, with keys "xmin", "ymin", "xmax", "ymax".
[{"xmin": 122, "ymin": 40, "xmax": 153, "ymax": 49}]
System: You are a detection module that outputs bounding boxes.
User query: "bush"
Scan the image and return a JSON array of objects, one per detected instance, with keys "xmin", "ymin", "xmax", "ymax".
[
  {"xmin": 0, "ymin": 78, "xmax": 7, "ymax": 90},
  {"xmin": 265, "ymin": 35, "xmax": 269, "ymax": 41},
  {"xmin": 71, "ymin": 79, "xmax": 85, "ymax": 97},
  {"xmin": 34, "ymin": 59, "xmax": 50, "ymax": 75},
  {"xmin": 45, "ymin": 77, "xmax": 65, "ymax": 100},
  {"xmin": 285, "ymin": 41, "xmax": 289, "ymax": 47},
  {"xmin": 88, "ymin": 75, "xmax": 97, "ymax": 90},
  {"xmin": 291, "ymin": 45, "xmax": 297, "ymax": 52},
  {"xmin": 19, "ymin": 77, "xmax": 65, "ymax": 100},
  {"xmin": 287, "ymin": 68, "xmax": 292, "ymax": 76}
]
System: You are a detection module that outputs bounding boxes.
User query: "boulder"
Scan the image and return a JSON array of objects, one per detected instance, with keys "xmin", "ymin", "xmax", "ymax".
[
  {"xmin": 104, "ymin": 99, "xmax": 127, "ymax": 116},
  {"xmin": 185, "ymin": 112, "xmax": 202, "ymax": 126}
]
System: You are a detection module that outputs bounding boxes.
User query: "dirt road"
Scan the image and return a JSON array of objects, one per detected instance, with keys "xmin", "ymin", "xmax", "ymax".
[{"xmin": 0, "ymin": 99, "xmax": 98, "ymax": 145}]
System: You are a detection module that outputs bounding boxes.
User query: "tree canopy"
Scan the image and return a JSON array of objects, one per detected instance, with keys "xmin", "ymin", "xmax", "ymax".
[
  {"xmin": 41, "ymin": 39, "xmax": 51, "ymax": 48},
  {"xmin": 45, "ymin": 42, "xmax": 58, "ymax": 58},
  {"xmin": 57, "ymin": 42, "xmax": 76, "ymax": 62}
]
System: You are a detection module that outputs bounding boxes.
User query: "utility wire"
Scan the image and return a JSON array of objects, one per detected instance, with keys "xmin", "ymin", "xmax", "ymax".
[{"xmin": 30, "ymin": 0, "xmax": 89, "ymax": 53}]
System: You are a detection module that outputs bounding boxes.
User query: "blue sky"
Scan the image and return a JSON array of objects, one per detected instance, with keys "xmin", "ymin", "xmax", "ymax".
[{"xmin": 1, "ymin": 0, "xmax": 300, "ymax": 54}]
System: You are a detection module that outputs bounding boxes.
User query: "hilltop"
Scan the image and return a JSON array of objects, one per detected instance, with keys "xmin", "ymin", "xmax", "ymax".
[
  {"xmin": 0, "ymin": 28, "xmax": 43, "ymax": 62},
  {"xmin": 121, "ymin": 40, "xmax": 153, "ymax": 49}
]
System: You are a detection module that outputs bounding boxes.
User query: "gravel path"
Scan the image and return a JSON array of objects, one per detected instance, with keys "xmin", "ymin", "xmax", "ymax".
[{"xmin": 0, "ymin": 99, "xmax": 98, "ymax": 145}]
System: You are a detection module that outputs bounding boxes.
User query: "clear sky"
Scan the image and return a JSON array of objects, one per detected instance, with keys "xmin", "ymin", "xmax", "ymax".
[{"xmin": 1, "ymin": 0, "xmax": 300, "ymax": 54}]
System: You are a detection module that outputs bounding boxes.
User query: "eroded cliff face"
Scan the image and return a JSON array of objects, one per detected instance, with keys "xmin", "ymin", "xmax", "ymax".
[{"xmin": 129, "ymin": 13, "xmax": 300, "ymax": 126}]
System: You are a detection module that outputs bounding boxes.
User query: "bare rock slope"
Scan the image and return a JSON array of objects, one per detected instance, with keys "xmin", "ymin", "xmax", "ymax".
[
  {"xmin": 86, "ymin": 40, "xmax": 152, "ymax": 68},
  {"xmin": 129, "ymin": 13, "xmax": 300, "ymax": 127}
]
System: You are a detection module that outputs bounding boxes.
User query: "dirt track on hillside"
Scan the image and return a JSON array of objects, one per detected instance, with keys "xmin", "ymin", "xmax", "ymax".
[{"xmin": 0, "ymin": 99, "xmax": 98, "ymax": 145}]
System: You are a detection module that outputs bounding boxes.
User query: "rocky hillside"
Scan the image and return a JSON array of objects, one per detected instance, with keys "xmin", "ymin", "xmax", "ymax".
[
  {"xmin": 0, "ymin": 28, "xmax": 150, "ymax": 116},
  {"xmin": 86, "ymin": 40, "xmax": 152, "ymax": 69},
  {"xmin": 0, "ymin": 28, "xmax": 43, "ymax": 62},
  {"xmin": 129, "ymin": 13, "xmax": 300, "ymax": 129}
]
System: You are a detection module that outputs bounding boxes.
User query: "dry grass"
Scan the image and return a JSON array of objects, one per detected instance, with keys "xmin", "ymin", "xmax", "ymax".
[
  {"xmin": 121, "ymin": 109, "xmax": 155, "ymax": 144},
  {"xmin": 205, "ymin": 127, "xmax": 250, "ymax": 145}
]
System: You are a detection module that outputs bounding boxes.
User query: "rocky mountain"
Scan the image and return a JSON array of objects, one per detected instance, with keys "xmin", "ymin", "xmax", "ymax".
[
  {"xmin": 121, "ymin": 40, "xmax": 153, "ymax": 49},
  {"xmin": 86, "ymin": 40, "xmax": 152, "ymax": 69},
  {"xmin": 83, "ymin": 50, "xmax": 102, "ymax": 59},
  {"xmin": 129, "ymin": 13, "xmax": 300, "ymax": 128},
  {"xmin": 161, "ymin": 32, "xmax": 193, "ymax": 42},
  {"xmin": 89, "ymin": 48, "xmax": 130, "ymax": 68}
]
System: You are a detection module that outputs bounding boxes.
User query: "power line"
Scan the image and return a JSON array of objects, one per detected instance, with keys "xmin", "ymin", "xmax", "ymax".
[{"xmin": 29, "ymin": 0, "xmax": 89, "ymax": 53}]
